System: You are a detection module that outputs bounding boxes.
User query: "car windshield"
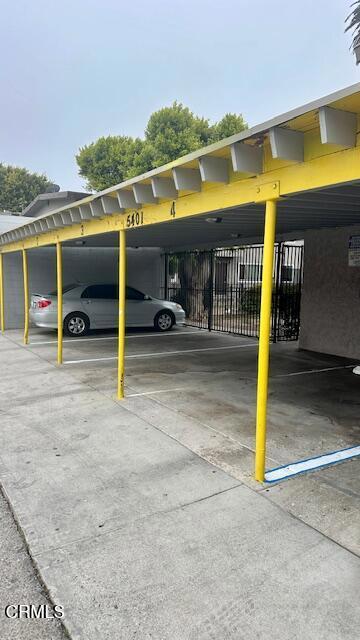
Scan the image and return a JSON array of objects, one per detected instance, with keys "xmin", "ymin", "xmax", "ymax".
[{"xmin": 48, "ymin": 284, "xmax": 79, "ymax": 296}]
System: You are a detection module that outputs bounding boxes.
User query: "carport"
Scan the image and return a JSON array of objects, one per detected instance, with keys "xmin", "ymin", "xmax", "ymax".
[{"xmin": 1, "ymin": 82, "xmax": 360, "ymax": 483}]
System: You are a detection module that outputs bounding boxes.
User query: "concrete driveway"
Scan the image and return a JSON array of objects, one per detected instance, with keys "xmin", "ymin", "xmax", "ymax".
[
  {"xmin": 12, "ymin": 325, "xmax": 360, "ymax": 553},
  {"xmin": 0, "ymin": 329, "xmax": 359, "ymax": 639}
]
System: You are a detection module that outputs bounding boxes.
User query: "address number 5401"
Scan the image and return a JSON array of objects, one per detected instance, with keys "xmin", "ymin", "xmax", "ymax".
[{"xmin": 126, "ymin": 210, "xmax": 144, "ymax": 228}]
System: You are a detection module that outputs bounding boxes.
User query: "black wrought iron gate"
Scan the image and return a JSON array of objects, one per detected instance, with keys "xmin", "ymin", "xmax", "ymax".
[{"xmin": 161, "ymin": 243, "xmax": 303, "ymax": 342}]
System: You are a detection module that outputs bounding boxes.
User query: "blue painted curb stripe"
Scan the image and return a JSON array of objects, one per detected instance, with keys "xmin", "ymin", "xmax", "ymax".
[{"xmin": 265, "ymin": 445, "xmax": 360, "ymax": 483}]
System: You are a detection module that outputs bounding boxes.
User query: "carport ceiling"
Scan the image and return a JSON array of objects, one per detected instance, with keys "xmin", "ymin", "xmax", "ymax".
[{"xmin": 63, "ymin": 184, "xmax": 360, "ymax": 249}]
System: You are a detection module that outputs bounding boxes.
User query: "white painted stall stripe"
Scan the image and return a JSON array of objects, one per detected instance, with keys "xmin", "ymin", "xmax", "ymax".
[
  {"xmin": 126, "ymin": 343, "xmax": 258, "ymax": 359},
  {"xmin": 275, "ymin": 364, "xmax": 356, "ymax": 378},
  {"xmin": 30, "ymin": 330, "xmax": 204, "ymax": 346},
  {"xmin": 64, "ymin": 356, "xmax": 116, "ymax": 364},
  {"xmin": 265, "ymin": 445, "xmax": 360, "ymax": 483},
  {"xmin": 126, "ymin": 387, "xmax": 186, "ymax": 397},
  {"xmin": 63, "ymin": 342, "xmax": 258, "ymax": 365},
  {"xmin": 31, "ymin": 336, "xmax": 118, "ymax": 345},
  {"xmin": 128, "ymin": 331, "xmax": 203, "ymax": 340}
]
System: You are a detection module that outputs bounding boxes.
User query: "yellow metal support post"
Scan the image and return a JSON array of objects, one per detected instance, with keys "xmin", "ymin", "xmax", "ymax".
[
  {"xmin": 56, "ymin": 242, "xmax": 63, "ymax": 365},
  {"xmin": 0, "ymin": 253, "xmax": 4, "ymax": 332},
  {"xmin": 117, "ymin": 230, "xmax": 126, "ymax": 399},
  {"xmin": 22, "ymin": 249, "xmax": 29, "ymax": 344},
  {"xmin": 255, "ymin": 199, "xmax": 277, "ymax": 482}
]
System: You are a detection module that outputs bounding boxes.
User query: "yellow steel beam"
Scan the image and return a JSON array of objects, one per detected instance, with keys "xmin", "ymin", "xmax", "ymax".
[
  {"xmin": 255, "ymin": 199, "xmax": 277, "ymax": 482},
  {"xmin": 22, "ymin": 249, "xmax": 29, "ymax": 345},
  {"xmin": 1, "ymin": 144, "xmax": 360, "ymax": 255},
  {"xmin": 0, "ymin": 253, "xmax": 4, "ymax": 332},
  {"xmin": 117, "ymin": 230, "xmax": 126, "ymax": 399},
  {"xmin": 56, "ymin": 242, "xmax": 63, "ymax": 365},
  {"xmin": 0, "ymin": 216, "xmax": 123, "ymax": 253},
  {"xmin": 126, "ymin": 143, "xmax": 360, "ymax": 230}
]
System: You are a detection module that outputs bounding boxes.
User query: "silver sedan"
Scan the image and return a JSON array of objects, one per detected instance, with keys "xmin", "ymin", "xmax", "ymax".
[{"xmin": 30, "ymin": 283, "xmax": 185, "ymax": 336}]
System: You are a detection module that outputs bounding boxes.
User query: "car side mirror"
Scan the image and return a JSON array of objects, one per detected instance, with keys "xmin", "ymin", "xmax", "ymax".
[{"xmin": 144, "ymin": 294, "xmax": 151, "ymax": 300}]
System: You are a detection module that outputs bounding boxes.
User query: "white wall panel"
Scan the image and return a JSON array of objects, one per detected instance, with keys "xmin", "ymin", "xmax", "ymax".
[{"xmin": 3, "ymin": 247, "xmax": 162, "ymax": 329}]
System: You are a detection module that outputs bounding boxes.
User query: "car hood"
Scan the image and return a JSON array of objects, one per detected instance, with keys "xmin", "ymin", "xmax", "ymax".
[{"xmin": 151, "ymin": 297, "xmax": 183, "ymax": 310}]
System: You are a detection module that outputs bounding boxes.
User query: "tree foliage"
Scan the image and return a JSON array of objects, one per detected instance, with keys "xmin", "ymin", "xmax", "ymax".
[
  {"xmin": 76, "ymin": 102, "xmax": 247, "ymax": 191},
  {"xmin": 345, "ymin": 1, "xmax": 360, "ymax": 61},
  {"xmin": 75, "ymin": 135, "xmax": 144, "ymax": 191},
  {"xmin": 143, "ymin": 102, "xmax": 213, "ymax": 169},
  {"xmin": 210, "ymin": 113, "xmax": 247, "ymax": 142},
  {"xmin": 0, "ymin": 164, "xmax": 51, "ymax": 212}
]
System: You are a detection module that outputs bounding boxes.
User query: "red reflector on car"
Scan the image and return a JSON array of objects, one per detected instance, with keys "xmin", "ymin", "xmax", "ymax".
[{"xmin": 37, "ymin": 299, "xmax": 52, "ymax": 308}]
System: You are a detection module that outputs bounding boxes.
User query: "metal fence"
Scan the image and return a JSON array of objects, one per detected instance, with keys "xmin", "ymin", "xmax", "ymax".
[{"xmin": 161, "ymin": 243, "xmax": 303, "ymax": 342}]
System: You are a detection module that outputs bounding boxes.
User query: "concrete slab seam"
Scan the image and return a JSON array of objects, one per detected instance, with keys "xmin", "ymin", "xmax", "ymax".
[{"xmin": 0, "ymin": 482, "xmax": 73, "ymax": 639}]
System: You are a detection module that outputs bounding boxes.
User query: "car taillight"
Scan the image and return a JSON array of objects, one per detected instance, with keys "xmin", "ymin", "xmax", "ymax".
[{"xmin": 37, "ymin": 299, "xmax": 52, "ymax": 308}]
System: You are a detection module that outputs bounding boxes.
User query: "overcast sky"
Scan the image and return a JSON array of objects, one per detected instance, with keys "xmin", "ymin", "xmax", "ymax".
[{"xmin": 0, "ymin": 0, "xmax": 358, "ymax": 192}]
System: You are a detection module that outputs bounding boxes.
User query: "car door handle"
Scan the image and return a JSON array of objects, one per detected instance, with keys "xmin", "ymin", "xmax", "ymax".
[{"xmin": 83, "ymin": 300, "xmax": 91, "ymax": 304}]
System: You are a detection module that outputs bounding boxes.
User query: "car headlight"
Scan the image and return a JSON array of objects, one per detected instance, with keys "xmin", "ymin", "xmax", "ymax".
[{"xmin": 175, "ymin": 303, "xmax": 183, "ymax": 310}]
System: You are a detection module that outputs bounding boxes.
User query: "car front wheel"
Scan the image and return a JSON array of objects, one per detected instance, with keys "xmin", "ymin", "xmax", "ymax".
[
  {"xmin": 64, "ymin": 312, "xmax": 90, "ymax": 337},
  {"xmin": 154, "ymin": 310, "xmax": 174, "ymax": 332}
]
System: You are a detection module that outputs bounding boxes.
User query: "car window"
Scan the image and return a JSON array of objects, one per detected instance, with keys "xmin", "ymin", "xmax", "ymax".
[
  {"xmin": 81, "ymin": 284, "xmax": 118, "ymax": 299},
  {"xmin": 126, "ymin": 286, "xmax": 145, "ymax": 301}
]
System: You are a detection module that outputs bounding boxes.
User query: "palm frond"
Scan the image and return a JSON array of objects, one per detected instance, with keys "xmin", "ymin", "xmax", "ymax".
[{"xmin": 345, "ymin": 1, "xmax": 360, "ymax": 60}]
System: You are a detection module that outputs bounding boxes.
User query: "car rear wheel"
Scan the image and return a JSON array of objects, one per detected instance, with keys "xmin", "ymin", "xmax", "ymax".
[
  {"xmin": 64, "ymin": 312, "xmax": 90, "ymax": 337},
  {"xmin": 154, "ymin": 310, "xmax": 174, "ymax": 332}
]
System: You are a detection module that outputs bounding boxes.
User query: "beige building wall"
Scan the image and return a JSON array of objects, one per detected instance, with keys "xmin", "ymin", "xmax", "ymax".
[{"xmin": 299, "ymin": 225, "xmax": 360, "ymax": 359}]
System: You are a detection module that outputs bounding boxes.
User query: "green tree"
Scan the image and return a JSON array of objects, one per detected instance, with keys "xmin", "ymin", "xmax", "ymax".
[
  {"xmin": 210, "ymin": 113, "xmax": 247, "ymax": 142},
  {"xmin": 76, "ymin": 135, "xmax": 144, "ymax": 191},
  {"xmin": 76, "ymin": 102, "xmax": 247, "ymax": 191},
  {"xmin": 0, "ymin": 164, "xmax": 51, "ymax": 212},
  {"xmin": 126, "ymin": 140, "xmax": 156, "ymax": 178},
  {"xmin": 144, "ymin": 102, "xmax": 213, "ymax": 168}
]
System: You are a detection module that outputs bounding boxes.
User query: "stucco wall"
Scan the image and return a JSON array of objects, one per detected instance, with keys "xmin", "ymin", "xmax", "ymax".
[
  {"xmin": 299, "ymin": 225, "xmax": 360, "ymax": 359},
  {"xmin": 3, "ymin": 247, "xmax": 162, "ymax": 329}
]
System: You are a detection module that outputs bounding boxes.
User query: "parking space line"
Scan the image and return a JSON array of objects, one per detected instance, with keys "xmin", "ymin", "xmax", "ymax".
[
  {"xmin": 64, "ymin": 356, "xmax": 118, "ymax": 364},
  {"xmin": 30, "ymin": 336, "xmax": 117, "ymax": 345},
  {"xmin": 274, "ymin": 364, "xmax": 356, "ymax": 378},
  {"xmin": 126, "ymin": 388, "xmax": 187, "ymax": 397},
  {"xmin": 29, "ymin": 330, "xmax": 204, "ymax": 346},
  {"xmin": 63, "ymin": 342, "xmax": 258, "ymax": 365},
  {"xmin": 126, "ymin": 343, "xmax": 258, "ymax": 359},
  {"xmin": 265, "ymin": 445, "xmax": 360, "ymax": 483},
  {"xmin": 128, "ymin": 330, "xmax": 203, "ymax": 340}
]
